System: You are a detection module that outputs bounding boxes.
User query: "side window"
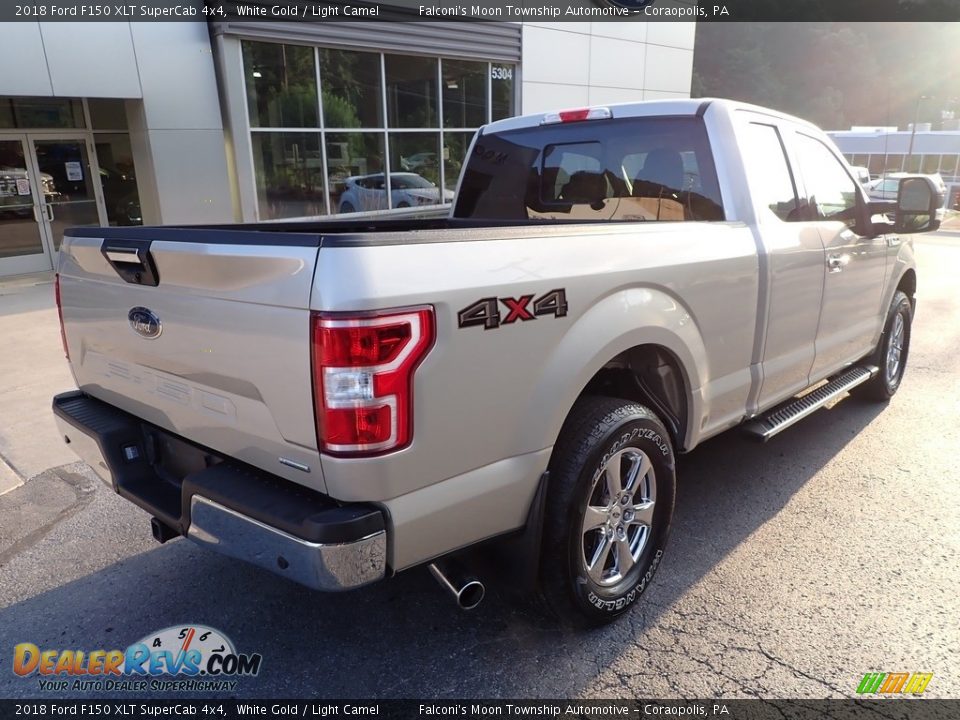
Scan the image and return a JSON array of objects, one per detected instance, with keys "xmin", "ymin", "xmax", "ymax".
[
  {"xmin": 793, "ymin": 134, "xmax": 859, "ymax": 226},
  {"xmin": 740, "ymin": 122, "xmax": 801, "ymax": 222}
]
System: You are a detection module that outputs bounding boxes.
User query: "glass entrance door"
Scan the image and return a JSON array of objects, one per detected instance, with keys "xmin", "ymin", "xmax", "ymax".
[
  {"xmin": 31, "ymin": 136, "xmax": 102, "ymax": 253},
  {"xmin": 0, "ymin": 136, "xmax": 51, "ymax": 276},
  {"xmin": 0, "ymin": 133, "xmax": 105, "ymax": 277}
]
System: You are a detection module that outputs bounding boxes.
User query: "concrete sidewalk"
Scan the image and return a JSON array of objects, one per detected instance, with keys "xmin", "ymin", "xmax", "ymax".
[{"xmin": 0, "ymin": 273, "xmax": 77, "ymax": 494}]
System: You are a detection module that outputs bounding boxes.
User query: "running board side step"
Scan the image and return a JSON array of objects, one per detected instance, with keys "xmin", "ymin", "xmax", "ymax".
[{"xmin": 743, "ymin": 365, "xmax": 879, "ymax": 442}]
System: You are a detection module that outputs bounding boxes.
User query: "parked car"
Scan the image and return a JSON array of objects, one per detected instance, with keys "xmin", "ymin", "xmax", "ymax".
[
  {"xmin": 53, "ymin": 99, "xmax": 942, "ymax": 626},
  {"xmin": 866, "ymin": 172, "xmax": 946, "ymax": 201},
  {"xmin": 337, "ymin": 172, "xmax": 453, "ymax": 213},
  {"xmin": 850, "ymin": 165, "xmax": 871, "ymax": 185},
  {"xmin": 399, "ymin": 151, "xmax": 437, "ymax": 173},
  {"xmin": 0, "ymin": 166, "xmax": 57, "ymax": 199}
]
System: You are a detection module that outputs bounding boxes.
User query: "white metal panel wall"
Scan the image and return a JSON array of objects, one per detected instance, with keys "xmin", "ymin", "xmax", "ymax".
[
  {"xmin": 128, "ymin": 23, "xmax": 233, "ymax": 224},
  {"xmin": 39, "ymin": 23, "xmax": 142, "ymax": 98},
  {"xmin": 0, "ymin": 23, "xmax": 53, "ymax": 96},
  {"xmin": 131, "ymin": 23, "xmax": 224, "ymax": 131},
  {"xmin": 521, "ymin": 21, "xmax": 696, "ymax": 114}
]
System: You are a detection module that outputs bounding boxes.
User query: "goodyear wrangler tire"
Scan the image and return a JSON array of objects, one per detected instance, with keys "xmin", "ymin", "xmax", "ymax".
[
  {"xmin": 539, "ymin": 396, "xmax": 676, "ymax": 626},
  {"xmin": 855, "ymin": 290, "xmax": 913, "ymax": 402}
]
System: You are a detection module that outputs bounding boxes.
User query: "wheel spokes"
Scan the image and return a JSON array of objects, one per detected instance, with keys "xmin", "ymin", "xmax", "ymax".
[
  {"xmin": 604, "ymin": 459, "xmax": 623, "ymax": 498},
  {"xmin": 630, "ymin": 499, "xmax": 655, "ymax": 528},
  {"xmin": 582, "ymin": 447, "xmax": 658, "ymax": 587},
  {"xmin": 583, "ymin": 505, "xmax": 608, "ymax": 533},
  {"xmin": 586, "ymin": 535, "xmax": 613, "ymax": 584},
  {"xmin": 623, "ymin": 453, "xmax": 650, "ymax": 494},
  {"xmin": 614, "ymin": 538, "xmax": 635, "ymax": 575}
]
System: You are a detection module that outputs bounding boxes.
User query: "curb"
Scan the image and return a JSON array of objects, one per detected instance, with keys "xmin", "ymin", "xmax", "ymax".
[{"xmin": 0, "ymin": 455, "xmax": 24, "ymax": 497}]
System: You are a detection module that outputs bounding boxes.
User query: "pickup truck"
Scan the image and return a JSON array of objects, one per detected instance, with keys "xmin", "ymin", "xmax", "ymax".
[{"xmin": 51, "ymin": 99, "xmax": 943, "ymax": 626}]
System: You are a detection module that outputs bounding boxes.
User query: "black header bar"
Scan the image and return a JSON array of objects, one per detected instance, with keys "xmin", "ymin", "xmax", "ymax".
[
  {"xmin": 1, "ymin": 0, "xmax": 958, "ymax": 22},
  {"xmin": 0, "ymin": 700, "xmax": 959, "ymax": 720}
]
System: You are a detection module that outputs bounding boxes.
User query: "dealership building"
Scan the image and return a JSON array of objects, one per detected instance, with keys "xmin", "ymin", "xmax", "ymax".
[{"xmin": 0, "ymin": 19, "xmax": 695, "ymax": 278}]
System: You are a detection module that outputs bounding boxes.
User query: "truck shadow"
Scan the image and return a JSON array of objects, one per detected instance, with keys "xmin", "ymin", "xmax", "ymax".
[{"xmin": 0, "ymin": 397, "xmax": 886, "ymax": 699}]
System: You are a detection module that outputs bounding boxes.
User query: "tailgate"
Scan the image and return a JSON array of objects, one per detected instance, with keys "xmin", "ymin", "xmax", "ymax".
[{"xmin": 57, "ymin": 227, "xmax": 326, "ymax": 492}]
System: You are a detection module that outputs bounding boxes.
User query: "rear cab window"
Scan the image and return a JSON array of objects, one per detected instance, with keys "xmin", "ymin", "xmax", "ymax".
[{"xmin": 454, "ymin": 116, "xmax": 725, "ymax": 223}]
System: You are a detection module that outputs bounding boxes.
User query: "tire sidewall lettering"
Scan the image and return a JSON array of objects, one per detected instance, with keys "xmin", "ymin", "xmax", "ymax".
[{"xmin": 586, "ymin": 549, "xmax": 664, "ymax": 612}]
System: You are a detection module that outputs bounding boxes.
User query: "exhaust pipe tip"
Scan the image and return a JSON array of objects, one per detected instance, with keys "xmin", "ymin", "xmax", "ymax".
[
  {"xmin": 456, "ymin": 579, "xmax": 485, "ymax": 610},
  {"xmin": 429, "ymin": 560, "xmax": 485, "ymax": 611}
]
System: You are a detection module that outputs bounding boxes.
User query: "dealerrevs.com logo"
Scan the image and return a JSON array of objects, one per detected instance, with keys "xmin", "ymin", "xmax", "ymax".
[{"xmin": 13, "ymin": 625, "xmax": 262, "ymax": 692}]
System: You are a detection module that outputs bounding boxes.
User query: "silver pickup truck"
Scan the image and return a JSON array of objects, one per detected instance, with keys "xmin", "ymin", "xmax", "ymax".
[{"xmin": 52, "ymin": 99, "xmax": 943, "ymax": 626}]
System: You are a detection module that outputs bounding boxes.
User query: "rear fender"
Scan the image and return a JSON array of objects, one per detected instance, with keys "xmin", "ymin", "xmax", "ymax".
[{"xmin": 520, "ymin": 285, "xmax": 707, "ymax": 455}]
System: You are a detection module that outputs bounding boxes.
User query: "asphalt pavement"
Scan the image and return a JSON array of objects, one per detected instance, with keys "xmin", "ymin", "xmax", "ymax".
[{"xmin": 0, "ymin": 234, "xmax": 958, "ymax": 699}]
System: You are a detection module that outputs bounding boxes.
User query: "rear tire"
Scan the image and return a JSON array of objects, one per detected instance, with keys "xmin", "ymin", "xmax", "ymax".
[
  {"xmin": 538, "ymin": 396, "xmax": 676, "ymax": 627},
  {"xmin": 855, "ymin": 290, "xmax": 913, "ymax": 402}
]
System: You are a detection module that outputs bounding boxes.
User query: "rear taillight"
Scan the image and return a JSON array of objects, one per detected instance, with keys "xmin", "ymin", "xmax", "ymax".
[
  {"xmin": 54, "ymin": 273, "xmax": 69, "ymax": 360},
  {"xmin": 311, "ymin": 306, "xmax": 434, "ymax": 457}
]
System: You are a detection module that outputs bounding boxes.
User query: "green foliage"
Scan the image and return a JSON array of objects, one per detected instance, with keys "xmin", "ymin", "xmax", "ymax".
[
  {"xmin": 693, "ymin": 23, "xmax": 960, "ymax": 130},
  {"xmin": 322, "ymin": 92, "xmax": 361, "ymax": 131}
]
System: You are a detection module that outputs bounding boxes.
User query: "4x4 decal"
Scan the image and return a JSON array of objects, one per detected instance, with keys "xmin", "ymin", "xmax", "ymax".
[{"xmin": 458, "ymin": 289, "xmax": 568, "ymax": 330}]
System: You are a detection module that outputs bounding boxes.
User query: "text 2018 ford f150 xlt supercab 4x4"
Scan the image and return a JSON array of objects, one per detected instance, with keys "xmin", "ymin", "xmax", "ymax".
[{"xmin": 51, "ymin": 100, "xmax": 943, "ymax": 625}]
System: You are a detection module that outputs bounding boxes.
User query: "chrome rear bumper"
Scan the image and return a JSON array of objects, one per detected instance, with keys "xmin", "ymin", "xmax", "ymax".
[
  {"xmin": 187, "ymin": 496, "xmax": 386, "ymax": 590},
  {"xmin": 53, "ymin": 391, "xmax": 387, "ymax": 592}
]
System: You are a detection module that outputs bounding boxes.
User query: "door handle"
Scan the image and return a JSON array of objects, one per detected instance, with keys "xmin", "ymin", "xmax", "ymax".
[
  {"xmin": 827, "ymin": 254, "xmax": 849, "ymax": 272},
  {"xmin": 44, "ymin": 204, "xmax": 54, "ymax": 222}
]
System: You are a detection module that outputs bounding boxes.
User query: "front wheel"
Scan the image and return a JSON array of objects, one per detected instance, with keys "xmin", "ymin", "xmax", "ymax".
[
  {"xmin": 538, "ymin": 396, "xmax": 676, "ymax": 626},
  {"xmin": 855, "ymin": 290, "xmax": 913, "ymax": 402}
]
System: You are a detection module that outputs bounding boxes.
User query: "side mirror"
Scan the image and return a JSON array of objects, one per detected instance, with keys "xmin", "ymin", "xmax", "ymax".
[{"xmin": 895, "ymin": 176, "xmax": 944, "ymax": 234}]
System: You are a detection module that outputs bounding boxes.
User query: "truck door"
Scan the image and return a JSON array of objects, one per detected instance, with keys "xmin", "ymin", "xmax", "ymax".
[
  {"xmin": 789, "ymin": 132, "xmax": 887, "ymax": 379},
  {"xmin": 737, "ymin": 119, "xmax": 825, "ymax": 410}
]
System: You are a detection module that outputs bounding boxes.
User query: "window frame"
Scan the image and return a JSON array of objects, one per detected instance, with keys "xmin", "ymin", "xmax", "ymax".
[{"xmin": 741, "ymin": 121, "xmax": 803, "ymax": 224}]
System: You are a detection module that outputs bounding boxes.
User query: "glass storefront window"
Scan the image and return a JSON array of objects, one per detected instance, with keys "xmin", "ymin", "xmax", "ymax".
[
  {"xmin": 0, "ymin": 97, "xmax": 84, "ymax": 129},
  {"xmin": 885, "ymin": 155, "xmax": 904, "ymax": 173},
  {"xmin": 320, "ymin": 49, "xmax": 383, "ymax": 129},
  {"xmin": 243, "ymin": 41, "xmax": 318, "ymax": 128},
  {"xmin": 252, "ymin": 132, "xmax": 325, "ymax": 219},
  {"xmin": 921, "ymin": 154, "xmax": 941, "ymax": 174},
  {"xmin": 88, "ymin": 99, "xmax": 128, "ymax": 130},
  {"xmin": 939, "ymin": 155, "xmax": 959, "ymax": 178},
  {"xmin": 389, "ymin": 132, "xmax": 443, "ymax": 207},
  {"xmin": 326, "ymin": 133, "xmax": 386, "ymax": 214},
  {"xmin": 904, "ymin": 155, "xmax": 922, "ymax": 173},
  {"xmin": 442, "ymin": 60, "xmax": 487, "ymax": 129},
  {"xmin": 94, "ymin": 133, "xmax": 142, "ymax": 226},
  {"xmin": 443, "ymin": 132, "xmax": 474, "ymax": 193},
  {"xmin": 491, "ymin": 64, "xmax": 516, "ymax": 121},
  {"xmin": 241, "ymin": 42, "xmax": 515, "ymax": 219},
  {"xmin": 385, "ymin": 55, "xmax": 438, "ymax": 128}
]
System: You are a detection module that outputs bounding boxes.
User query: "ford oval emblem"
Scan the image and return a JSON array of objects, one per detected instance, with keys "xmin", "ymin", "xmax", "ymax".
[{"xmin": 128, "ymin": 307, "xmax": 162, "ymax": 339}]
